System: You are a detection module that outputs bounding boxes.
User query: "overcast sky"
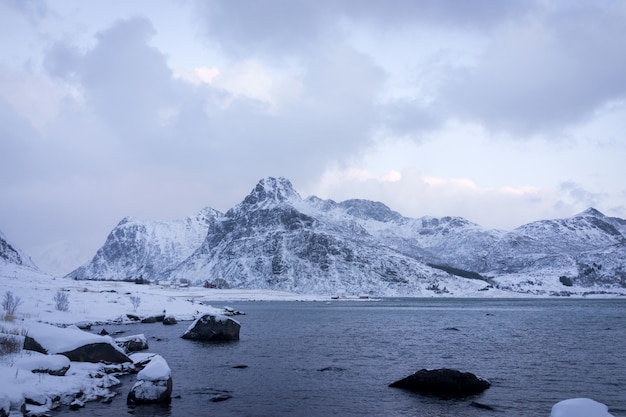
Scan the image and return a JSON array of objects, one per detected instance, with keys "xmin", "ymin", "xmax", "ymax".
[{"xmin": 1, "ymin": 0, "xmax": 625, "ymax": 275}]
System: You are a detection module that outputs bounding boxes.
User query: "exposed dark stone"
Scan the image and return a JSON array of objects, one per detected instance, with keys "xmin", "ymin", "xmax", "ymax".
[
  {"xmin": 23, "ymin": 336, "xmax": 47, "ymax": 354},
  {"xmin": 162, "ymin": 315, "xmax": 177, "ymax": 325},
  {"xmin": 232, "ymin": 364, "xmax": 248, "ymax": 369},
  {"xmin": 318, "ymin": 366, "xmax": 346, "ymax": 372},
  {"xmin": 126, "ymin": 355, "xmax": 172, "ymax": 405},
  {"xmin": 99, "ymin": 329, "xmax": 109, "ymax": 336},
  {"xmin": 141, "ymin": 316, "xmax": 157, "ymax": 324},
  {"xmin": 127, "ymin": 377, "xmax": 173, "ymax": 405},
  {"xmin": 181, "ymin": 314, "xmax": 240, "ymax": 341},
  {"xmin": 389, "ymin": 368, "xmax": 490, "ymax": 398},
  {"xmin": 126, "ymin": 314, "xmax": 140, "ymax": 321},
  {"xmin": 59, "ymin": 343, "xmax": 132, "ymax": 364},
  {"xmin": 210, "ymin": 394, "xmax": 232, "ymax": 402},
  {"xmin": 32, "ymin": 365, "xmax": 70, "ymax": 377},
  {"xmin": 470, "ymin": 401, "xmax": 495, "ymax": 410},
  {"xmin": 115, "ymin": 334, "xmax": 149, "ymax": 353}
]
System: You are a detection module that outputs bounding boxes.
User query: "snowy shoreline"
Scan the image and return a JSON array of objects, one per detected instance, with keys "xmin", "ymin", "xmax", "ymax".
[{"xmin": 1, "ymin": 264, "xmax": 622, "ymax": 416}]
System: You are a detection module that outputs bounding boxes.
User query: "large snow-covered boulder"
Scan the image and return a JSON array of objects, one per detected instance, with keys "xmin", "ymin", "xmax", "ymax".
[
  {"xmin": 389, "ymin": 368, "xmax": 491, "ymax": 397},
  {"xmin": 127, "ymin": 355, "xmax": 172, "ymax": 404},
  {"xmin": 181, "ymin": 314, "xmax": 240, "ymax": 341},
  {"xmin": 24, "ymin": 323, "xmax": 131, "ymax": 364},
  {"xmin": 550, "ymin": 398, "xmax": 614, "ymax": 417}
]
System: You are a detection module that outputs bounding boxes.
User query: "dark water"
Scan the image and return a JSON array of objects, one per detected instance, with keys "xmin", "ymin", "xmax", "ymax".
[{"xmin": 65, "ymin": 298, "xmax": 626, "ymax": 417}]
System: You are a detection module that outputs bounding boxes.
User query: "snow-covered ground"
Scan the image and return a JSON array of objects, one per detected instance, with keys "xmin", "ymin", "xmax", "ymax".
[
  {"xmin": 0, "ymin": 263, "xmax": 331, "ymax": 415},
  {"xmin": 0, "ymin": 263, "xmax": 330, "ymax": 325}
]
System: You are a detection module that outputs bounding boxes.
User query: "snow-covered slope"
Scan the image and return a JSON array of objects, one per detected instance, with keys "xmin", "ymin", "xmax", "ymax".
[
  {"xmin": 0, "ymin": 229, "xmax": 37, "ymax": 269},
  {"xmin": 168, "ymin": 178, "xmax": 457, "ymax": 295},
  {"xmin": 66, "ymin": 208, "xmax": 221, "ymax": 281},
  {"xmin": 67, "ymin": 177, "xmax": 626, "ymax": 296}
]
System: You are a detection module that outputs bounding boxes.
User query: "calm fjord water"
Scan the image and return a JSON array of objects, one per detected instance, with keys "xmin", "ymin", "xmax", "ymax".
[{"xmin": 74, "ymin": 298, "xmax": 625, "ymax": 417}]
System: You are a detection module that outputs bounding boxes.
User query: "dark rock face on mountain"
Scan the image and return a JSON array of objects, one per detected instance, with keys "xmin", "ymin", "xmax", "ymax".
[
  {"xmin": 66, "ymin": 208, "xmax": 221, "ymax": 282},
  {"xmin": 67, "ymin": 177, "xmax": 626, "ymax": 296},
  {"xmin": 0, "ymin": 230, "xmax": 36, "ymax": 268}
]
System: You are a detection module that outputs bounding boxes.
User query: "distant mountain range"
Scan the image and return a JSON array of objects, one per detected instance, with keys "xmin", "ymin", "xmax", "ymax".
[
  {"xmin": 3, "ymin": 177, "xmax": 625, "ymax": 296},
  {"xmin": 59, "ymin": 177, "xmax": 626, "ymax": 296}
]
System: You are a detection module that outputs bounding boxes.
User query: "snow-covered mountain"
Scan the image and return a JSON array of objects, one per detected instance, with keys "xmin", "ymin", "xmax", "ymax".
[
  {"xmin": 0, "ymin": 229, "xmax": 37, "ymax": 269},
  {"xmin": 67, "ymin": 177, "xmax": 626, "ymax": 296},
  {"xmin": 66, "ymin": 208, "xmax": 221, "ymax": 282}
]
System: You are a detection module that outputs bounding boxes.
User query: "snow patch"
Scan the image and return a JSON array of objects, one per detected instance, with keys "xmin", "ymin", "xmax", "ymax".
[{"xmin": 551, "ymin": 398, "xmax": 614, "ymax": 417}]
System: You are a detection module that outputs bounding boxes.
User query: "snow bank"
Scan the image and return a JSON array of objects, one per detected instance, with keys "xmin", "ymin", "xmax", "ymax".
[{"xmin": 551, "ymin": 398, "xmax": 614, "ymax": 417}]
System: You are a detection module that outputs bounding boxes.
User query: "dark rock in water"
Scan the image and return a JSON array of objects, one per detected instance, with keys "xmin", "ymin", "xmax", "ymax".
[
  {"xmin": 69, "ymin": 399, "xmax": 85, "ymax": 410},
  {"xmin": 115, "ymin": 334, "xmax": 149, "ymax": 353},
  {"xmin": 75, "ymin": 321, "xmax": 92, "ymax": 330},
  {"xmin": 99, "ymin": 329, "xmax": 109, "ymax": 336},
  {"xmin": 318, "ymin": 366, "xmax": 346, "ymax": 372},
  {"xmin": 232, "ymin": 364, "xmax": 248, "ymax": 369},
  {"xmin": 210, "ymin": 394, "xmax": 232, "ymax": 402},
  {"xmin": 127, "ymin": 355, "xmax": 172, "ymax": 405},
  {"xmin": 181, "ymin": 314, "xmax": 240, "ymax": 341},
  {"xmin": 443, "ymin": 327, "xmax": 460, "ymax": 331},
  {"xmin": 141, "ymin": 316, "xmax": 157, "ymax": 324},
  {"xmin": 163, "ymin": 315, "xmax": 177, "ymax": 325},
  {"xmin": 389, "ymin": 368, "xmax": 490, "ymax": 398},
  {"xmin": 127, "ymin": 314, "xmax": 140, "ymax": 321},
  {"xmin": 470, "ymin": 401, "xmax": 495, "ymax": 410},
  {"xmin": 60, "ymin": 343, "xmax": 132, "ymax": 364}
]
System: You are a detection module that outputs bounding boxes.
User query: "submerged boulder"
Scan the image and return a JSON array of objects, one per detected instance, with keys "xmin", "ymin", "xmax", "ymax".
[
  {"xmin": 115, "ymin": 334, "xmax": 149, "ymax": 353},
  {"xmin": 181, "ymin": 314, "xmax": 240, "ymax": 341},
  {"xmin": 127, "ymin": 355, "xmax": 172, "ymax": 405},
  {"xmin": 389, "ymin": 368, "xmax": 490, "ymax": 397}
]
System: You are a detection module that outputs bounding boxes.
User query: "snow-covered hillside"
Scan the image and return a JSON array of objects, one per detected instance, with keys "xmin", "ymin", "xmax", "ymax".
[
  {"xmin": 65, "ymin": 177, "xmax": 626, "ymax": 296},
  {"xmin": 66, "ymin": 208, "xmax": 221, "ymax": 282},
  {"xmin": 0, "ymin": 230, "xmax": 37, "ymax": 269}
]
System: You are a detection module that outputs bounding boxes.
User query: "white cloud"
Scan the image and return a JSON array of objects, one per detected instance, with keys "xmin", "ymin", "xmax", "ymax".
[{"xmin": 310, "ymin": 167, "xmax": 575, "ymax": 229}]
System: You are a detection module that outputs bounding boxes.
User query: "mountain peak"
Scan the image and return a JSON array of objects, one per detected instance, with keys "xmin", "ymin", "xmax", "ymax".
[
  {"xmin": 575, "ymin": 207, "xmax": 605, "ymax": 218},
  {"xmin": 241, "ymin": 177, "xmax": 301, "ymax": 207}
]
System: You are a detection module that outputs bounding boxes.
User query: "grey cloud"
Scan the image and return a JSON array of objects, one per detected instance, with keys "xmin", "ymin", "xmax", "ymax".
[
  {"xmin": 439, "ymin": 3, "xmax": 626, "ymax": 134},
  {"xmin": 41, "ymin": 17, "xmax": 387, "ymax": 189},
  {"xmin": 560, "ymin": 181, "xmax": 604, "ymax": 209},
  {"xmin": 193, "ymin": 0, "xmax": 536, "ymax": 57}
]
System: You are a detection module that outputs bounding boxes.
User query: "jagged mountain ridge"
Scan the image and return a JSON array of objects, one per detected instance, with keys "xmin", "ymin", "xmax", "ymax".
[
  {"xmin": 68, "ymin": 177, "xmax": 626, "ymax": 295},
  {"xmin": 66, "ymin": 208, "xmax": 221, "ymax": 281}
]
